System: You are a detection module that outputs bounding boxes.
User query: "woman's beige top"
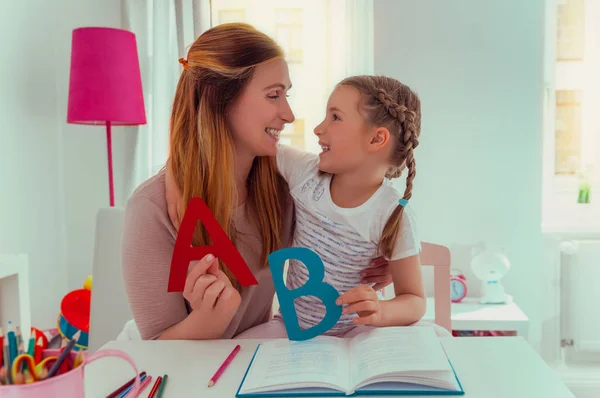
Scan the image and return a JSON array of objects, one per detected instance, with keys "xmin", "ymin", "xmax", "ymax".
[{"xmin": 121, "ymin": 170, "xmax": 294, "ymax": 340}]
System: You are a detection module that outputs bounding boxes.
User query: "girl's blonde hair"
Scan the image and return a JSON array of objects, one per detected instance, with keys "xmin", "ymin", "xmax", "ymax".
[
  {"xmin": 338, "ymin": 75, "xmax": 421, "ymax": 260},
  {"xmin": 167, "ymin": 23, "xmax": 289, "ymax": 291}
]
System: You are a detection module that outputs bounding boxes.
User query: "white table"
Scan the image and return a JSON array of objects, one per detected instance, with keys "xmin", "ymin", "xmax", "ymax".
[
  {"xmin": 84, "ymin": 337, "xmax": 573, "ymax": 398},
  {"xmin": 423, "ymin": 297, "xmax": 530, "ymax": 339}
]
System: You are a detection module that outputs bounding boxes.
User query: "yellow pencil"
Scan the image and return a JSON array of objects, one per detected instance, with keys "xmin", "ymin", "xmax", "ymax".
[{"xmin": 73, "ymin": 350, "xmax": 85, "ymax": 368}]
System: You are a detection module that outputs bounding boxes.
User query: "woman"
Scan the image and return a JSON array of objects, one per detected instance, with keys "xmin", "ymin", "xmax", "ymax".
[{"xmin": 122, "ymin": 22, "xmax": 392, "ymax": 341}]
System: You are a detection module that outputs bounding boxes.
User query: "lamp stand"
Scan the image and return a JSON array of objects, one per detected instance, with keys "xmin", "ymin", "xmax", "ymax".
[{"xmin": 106, "ymin": 121, "xmax": 115, "ymax": 207}]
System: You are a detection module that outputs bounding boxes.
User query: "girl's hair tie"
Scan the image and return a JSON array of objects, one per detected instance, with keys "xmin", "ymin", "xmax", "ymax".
[
  {"xmin": 398, "ymin": 198, "xmax": 409, "ymax": 207},
  {"xmin": 179, "ymin": 57, "xmax": 189, "ymax": 70}
]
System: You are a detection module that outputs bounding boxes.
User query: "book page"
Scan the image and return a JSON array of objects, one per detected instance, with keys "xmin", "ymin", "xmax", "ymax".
[
  {"xmin": 239, "ymin": 337, "xmax": 351, "ymax": 394},
  {"xmin": 348, "ymin": 327, "xmax": 453, "ymax": 388}
]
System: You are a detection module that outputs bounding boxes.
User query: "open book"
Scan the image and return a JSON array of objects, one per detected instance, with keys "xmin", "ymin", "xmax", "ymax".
[{"xmin": 236, "ymin": 327, "xmax": 464, "ymax": 397}]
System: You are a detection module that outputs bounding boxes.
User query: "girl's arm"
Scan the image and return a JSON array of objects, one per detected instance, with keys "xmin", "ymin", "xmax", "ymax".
[
  {"xmin": 376, "ymin": 255, "xmax": 426, "ymax": 327},
  {"xmin": 336, "ymin": 255, "xmax": 425, "ymax": 327}
]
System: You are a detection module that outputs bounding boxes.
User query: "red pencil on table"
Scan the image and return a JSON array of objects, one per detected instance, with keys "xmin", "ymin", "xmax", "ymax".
[
  {"xmin": 208, "ymin": 344, "xmax": 241, "ymax": 387},
  {"xmin": 148, "ymin": 375, "xmax": 163, "ymax": 398}
]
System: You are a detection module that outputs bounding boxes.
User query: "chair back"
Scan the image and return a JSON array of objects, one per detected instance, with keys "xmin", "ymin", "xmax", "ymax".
[
  {"xmin": 382, "ymin": 242, "xmax": 452, "ymax": 332},
  {"xmin": 420, "ymin": 242, "xmax": 451, "ymax": 332},
  {"xmin": 89, "ymin": 207, "xmax": 132, "ymax": 352}
]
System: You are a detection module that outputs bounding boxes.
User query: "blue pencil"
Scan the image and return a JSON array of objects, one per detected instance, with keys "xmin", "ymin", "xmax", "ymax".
[
  {"xmin": 117, "ymin": 373, "xmax": 148, "ymax": 398},
  {"xmin": 47, "ymin": 330, "xmax": 80, "ymax": 378},
  {"xmin": 7, "ymin": 322, "xmax": 17, "ymax": 372}
]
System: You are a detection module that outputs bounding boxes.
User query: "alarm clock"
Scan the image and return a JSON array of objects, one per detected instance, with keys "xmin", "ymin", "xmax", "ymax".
[{"xmin": 450, "ymin": 273, "xmax": 467, "ymax": 303}]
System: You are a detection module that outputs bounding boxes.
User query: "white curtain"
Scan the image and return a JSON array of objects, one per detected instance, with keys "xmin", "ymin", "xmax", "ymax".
[
  {"xmin": 328, "ymin": 0, "xmax": 374, "ymax": 85},
  {"xmin": 344, "ymin": 0, "xmax": 374, "ymax": 77},
  {"xmin": 119, "ymin": 0, "xmax": 373, "ymax": 194},
  {"xmin": 120, "ymin": 0, "xmax": 211, "ymax": 199}
]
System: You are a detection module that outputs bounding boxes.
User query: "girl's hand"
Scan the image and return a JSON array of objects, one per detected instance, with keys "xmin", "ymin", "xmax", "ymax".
[
  {"xmin": 362, "ymin": 257, "xmax": 393, "ymax": 292},
  {"xmin": 184, "ymin": 254, "xmax": 242, "ymax": 335},
  {"xmin": 336, "ymin": 285, "xmax": 382, "ymax": 326}
]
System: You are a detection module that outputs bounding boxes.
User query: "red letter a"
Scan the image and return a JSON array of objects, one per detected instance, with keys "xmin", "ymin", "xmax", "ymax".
[{"xmin": 167, "ymin": 197, "xmax": 258, "ymax": 292}]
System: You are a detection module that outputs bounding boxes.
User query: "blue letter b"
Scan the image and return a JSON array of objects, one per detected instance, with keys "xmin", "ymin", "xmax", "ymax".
[{"xmin": 268, "ymin": 247, "xmax": 341, "ymax": 341}]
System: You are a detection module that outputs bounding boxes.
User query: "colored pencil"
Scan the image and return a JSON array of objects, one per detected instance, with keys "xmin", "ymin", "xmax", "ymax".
[
  {"xmin": 147, "ymin": 375, "xmax": 162, "ymax": 398},
  {"xmin": 3, "ymin": 339, "xmax": 11, "ymax": 384},
  {"xmin": 15, "ymin": 327, "xmax": 23, "ymax": 374},
  {"xmin": 128, "ymin": 374, "xmax": 152, "ymax": 397},
  {"xmin": 106, "ymin": 371, "xmax": 147, "ymax": 398},
  {"xmin": 47, "ymin": 333, "xmax": 61, "ymax": 349},
  {"xmin": 26, "ymin": 329, "xmax": 35, "ymax": 357},
  {"xmin": 33, "ymin": 336, "xmax": 44, "ymax": 364},
  {"xmin": 46, "ymin": 330, "xmax": 80, "ymax": 378},
  {"xmin": 7, "ymin": 322, "xmax": 17, "ymax": 371},
  {"xmin": 17, "ymin": 342, "xmax": 25, "ymax": 373},
  {"xmin": 155, "ymin": 374, "xmax": 168, "ymax": 398},
  {"xmin": 15, "ymin": 327, "xmax": 22, "ymax": 351},
  {"xmin": 73, "ymin": 349, "xmax": 85, "ymax": 368},
  {"xmin": 208, "ymin": 344, "xmax": 241, "ymax": 387},
  {"xmin": 117, "ymin": 373, "xmax": 149, "ymax": 398}
]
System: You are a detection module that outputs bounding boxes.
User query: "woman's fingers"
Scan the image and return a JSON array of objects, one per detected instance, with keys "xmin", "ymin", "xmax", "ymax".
[
  {"xmin": 361, "ymin": 274, "xmax": 391, "ymax": 285},
  {"xmin": 215, "ymin": 286, "xmax": 242, "ymax": 314},
  {"xmin": 361, "ymin": 264, "xmax": 393, "ymax": 288},
  {"xmin": 371, "ymin": 282, "xmax": 390, "ymax": 292},
  {"xmin": 184, "ymin": 254, "xmax": 217, "ymax": 294},
  {"xmin": 369, "ymin": 257, "xmax": 388, "ymax": 267},
  {"xmin": 184, "ymin": 274, "xmax": 217, "ymax": 307},
  {"xmin": 362, "ymin": 264, "xmax": 390, "ymax": 278},
  {"xmin": 203, "ymin": 279, "xmax": 227, "ymax": 307}
]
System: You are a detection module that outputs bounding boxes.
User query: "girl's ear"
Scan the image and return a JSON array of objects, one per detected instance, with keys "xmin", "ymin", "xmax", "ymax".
[{"xmin": 368, "ymin": 126, "xmax": 391, "ymax": 152}]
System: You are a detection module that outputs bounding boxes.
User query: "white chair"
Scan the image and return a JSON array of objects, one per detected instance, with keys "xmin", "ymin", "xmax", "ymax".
[{"xmin": 88, "ymin": 207, "xmax": 133, "ymax": 352}]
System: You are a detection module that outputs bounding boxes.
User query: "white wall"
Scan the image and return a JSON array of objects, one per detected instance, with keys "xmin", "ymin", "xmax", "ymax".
[
  {"xmin": 374, "ymin": 0, "xmax": 545, "ymax": 350},
  {"xmin": 0, "ymin": 0, "xmax": 130, "ymax": 330}
]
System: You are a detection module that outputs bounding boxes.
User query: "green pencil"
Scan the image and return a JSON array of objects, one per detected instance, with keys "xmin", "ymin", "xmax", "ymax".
[{"xmin": 156, "ymin": 374, "xmax": 168, "ymax": 398}]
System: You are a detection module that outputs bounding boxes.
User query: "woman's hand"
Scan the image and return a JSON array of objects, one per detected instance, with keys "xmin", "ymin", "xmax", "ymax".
[
  {"xmin": 362, "ymin": 257, "xmax": 393, "ymax": 292},
  {"xmin": 183, "ymin": 254, "xmax": 242, "ymax": 338},
  {"xmin": 336, "ymin": 285, "xmax": 382, "ymax": 326}
]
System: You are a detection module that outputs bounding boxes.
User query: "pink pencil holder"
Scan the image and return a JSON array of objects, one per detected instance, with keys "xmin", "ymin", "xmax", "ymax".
[{"xmin": 1, "ymin": 348, "xmax": 140, "ymax": 398}]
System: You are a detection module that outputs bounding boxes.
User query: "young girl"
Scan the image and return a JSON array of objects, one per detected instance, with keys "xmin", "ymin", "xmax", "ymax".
[
  {"xmin": 167, "ymin": 74, "xmax": 438, "ymax": 338},
  {"xmin": 233, "ymin": 75, "xmax": 427, "ymax": 339}
]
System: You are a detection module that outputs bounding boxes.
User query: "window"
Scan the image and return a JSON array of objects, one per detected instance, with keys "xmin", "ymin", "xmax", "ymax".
[
  {"xmin": 274, "ymin": 9, "xmax": 303, "ymax": 63},
  {"xmin": 554, "ymin": 90, "xmax": 582, "ymax": 175},
  {"xmin": 210, "ymin": 0, "xmax": 329, "ymax": 153},
  {"xmin": 209, "ymin": 0, "xmax": 373, "ymax": 154},
  {"xmin": 557, "ymin": 0, "xmax": 585, "ymax": 61},
  {"xmin": 546, "ymin": 0, "xmax": 599, "ymax": 192},
  {"xmin": 279, "ymin": 118, "xmax": 305, "ymax": 148},
  {"xmin": 218, "ymin": 9, "xmax": 246, "ymax": 24}
]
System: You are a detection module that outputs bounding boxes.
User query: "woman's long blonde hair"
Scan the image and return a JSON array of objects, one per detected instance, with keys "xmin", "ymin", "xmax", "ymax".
[
  {"xmin": 338, "ymin": 76, "xmax": 422, "ymax": 260},
  {"xmin": 167, "ymin": 23, "xmax": 289, "ymax": 291}
]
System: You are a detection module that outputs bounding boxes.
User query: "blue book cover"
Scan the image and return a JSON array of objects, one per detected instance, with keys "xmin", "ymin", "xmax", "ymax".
[{"xmin": 235, "ymin": 327, "xmax": 465, "ymax": 397}]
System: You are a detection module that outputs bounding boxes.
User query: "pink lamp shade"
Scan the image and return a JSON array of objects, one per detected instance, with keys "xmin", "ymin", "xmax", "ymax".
[
  {"xmin": 67, "ymin": 27, "xmax": 146, "ymax": 125},
  {"xmin": 67, "ymin": 27, "xmax": 146, "ymax": 207}
]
